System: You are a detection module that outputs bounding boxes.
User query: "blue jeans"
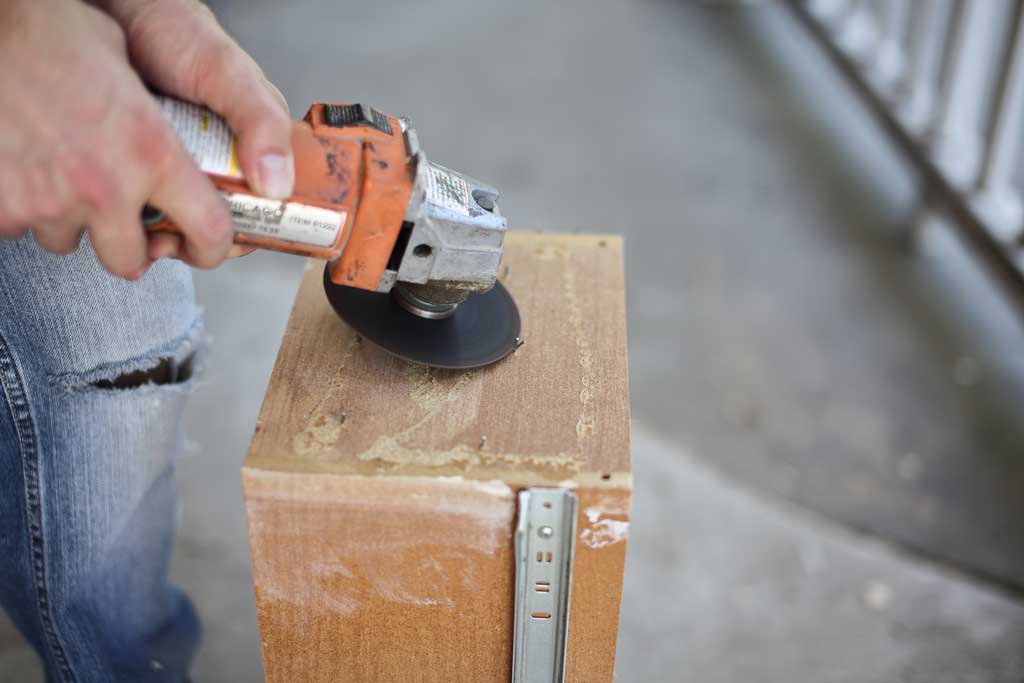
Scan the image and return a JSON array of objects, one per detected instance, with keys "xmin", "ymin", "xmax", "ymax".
[{"xmin": 0, "ymin": 236, "xmax": 201, "ymax": 682}]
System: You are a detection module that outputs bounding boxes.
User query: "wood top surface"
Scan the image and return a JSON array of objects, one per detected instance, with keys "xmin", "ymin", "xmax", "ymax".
[{"xmin": 244, "ymin": 232, "xmax": 631, "ymax": 487}]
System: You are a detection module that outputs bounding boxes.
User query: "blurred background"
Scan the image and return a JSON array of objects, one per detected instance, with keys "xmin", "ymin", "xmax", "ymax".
[{"xmin": 4, "ymin": 0, "xmax": 1024, "ymax": 680}]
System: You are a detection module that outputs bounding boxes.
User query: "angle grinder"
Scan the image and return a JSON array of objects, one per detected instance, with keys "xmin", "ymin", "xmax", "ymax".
[{"xmin": 144, "ymin": 96, "xmax": 519, "ymax": 369}]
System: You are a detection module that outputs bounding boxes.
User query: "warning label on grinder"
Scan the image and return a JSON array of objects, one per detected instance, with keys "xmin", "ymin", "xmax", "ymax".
[
  {"xmin": 157, "ymin": 96, "xmax": 243, "ymax": 178},
  {"xmin": 224, "ymin": 193, "xmax": 345, "ymax": 247},
  {"xmin": 425, "ymin": 163, "xmax": 470, "ymax": 215}
]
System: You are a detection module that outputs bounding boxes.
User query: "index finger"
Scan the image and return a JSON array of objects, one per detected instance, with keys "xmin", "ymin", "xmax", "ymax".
[{"xmin": 148, "ymin": 131, "xmax": 233, "ymax": 269}]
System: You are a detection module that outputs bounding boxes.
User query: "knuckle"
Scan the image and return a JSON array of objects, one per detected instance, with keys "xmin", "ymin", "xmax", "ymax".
[
  {"xmin": 28, "ymin": 166, "xmax": 71, "ymax": 223},
  {"xmin": 200, "ymin": 204, "xmax": 233, "ymax": 243},
  {"xmin": 122, "ymin": 0, "xmax": 164, "ymax": 43},
  {"xmin": 32, "ymin": 197, "xmax": 65, "ymax": 224},
  {"xmin": 86, "ymin": 173, "xmax": 119, "ymax": 214},
  {"xmin": 64, "ymin": 151, "xmax": 119, "ymax": 213},
  {"xmin": 129, "ymin": 110, "xmax": 176, "ymax": 170},
  {"xmin": 187, "ymin": 210, "xmax": 232, "ymax": 267},
  {"xmin": 190, "ymin": 41, "xmax": 244, "ymax": 98},
  {"xmin": 123, "ymin": 0, "xmax": 212, "ymax": 51},
  {"xmin": 236, "ymin": 105, "xmax": 292, "ymax": 149},
  {"xmin": 4, "ymin": 163, "xmax": 62, "ymax": 225},
  {"xmin": 50, "ymin": 157, "xmax": 83, "ymax": 206}
]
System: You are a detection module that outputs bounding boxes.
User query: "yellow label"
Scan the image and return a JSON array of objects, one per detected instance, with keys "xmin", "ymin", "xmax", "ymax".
[
  {"xmin": 157, "ymin": 96, "xmax": 243, "ymax": 179},
  {"xmin": 228, "ymin": 141, "xmax": 241, "ymax": 177}
]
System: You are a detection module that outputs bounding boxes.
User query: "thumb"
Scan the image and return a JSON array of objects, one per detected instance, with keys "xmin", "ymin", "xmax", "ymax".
[{"xmin": 111, "ymin": 0, "xmax": 294, "ymax": 199}]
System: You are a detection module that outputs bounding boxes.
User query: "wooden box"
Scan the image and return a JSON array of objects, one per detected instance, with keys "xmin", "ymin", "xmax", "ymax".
[{"xmin": 243, "ymin": 232, "xmax": 632, "ymax": 681}]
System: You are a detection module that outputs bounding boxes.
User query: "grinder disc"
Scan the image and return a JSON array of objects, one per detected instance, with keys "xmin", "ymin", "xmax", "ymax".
[{"xmin": 323, "ymin": 266, "xmax": 521, "ymax": 369}]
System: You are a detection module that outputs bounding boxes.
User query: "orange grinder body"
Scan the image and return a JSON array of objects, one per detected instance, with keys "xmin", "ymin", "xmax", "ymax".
[{"xmin": 148, "ymin": 101, "xmax": 414, "ymax": 291}]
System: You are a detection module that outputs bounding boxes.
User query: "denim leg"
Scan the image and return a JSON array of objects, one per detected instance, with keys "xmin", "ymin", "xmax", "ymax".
[{"xmin": 0, "ymin": 236, "xmax": 202, "ymax": 682}]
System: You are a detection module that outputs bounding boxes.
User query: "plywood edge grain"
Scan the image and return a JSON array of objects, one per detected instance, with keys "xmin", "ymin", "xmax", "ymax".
[{"xmin": 242, "ymin": 458, "xmax": 633, "ymax": 489}]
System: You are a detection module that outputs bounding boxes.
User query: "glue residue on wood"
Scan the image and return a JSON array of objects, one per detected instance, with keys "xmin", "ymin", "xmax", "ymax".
[{"xmin": 579, "ymin": 493, "xmax": 631, "ymax": 549}]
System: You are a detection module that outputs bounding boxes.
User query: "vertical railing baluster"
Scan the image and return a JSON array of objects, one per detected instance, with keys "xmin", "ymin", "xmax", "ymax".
[
  {"xmin": 895, "ymin": 0, "xmax": 954, "ymax": 135},
  {"xmin": 870, "ymin": 0, "xmax": 911, "ymax": 92},
  {"xmin": 790, "ymin": 0, "xmax": 1024, "ymax": 312},
  {"xmin": 806, "ymin": 0, "xmax": 854, "ymax": 31},
  {"xmin": 972, "ymin": 1, "xmax": 1024, "ymax": 243},
  {"xmin": 928, "ymin": 0, "xmax": 1001, "ymax": 188},
  {"xmin": 836, "ymin": 0, "xmax": 881, "ymax": 64}
]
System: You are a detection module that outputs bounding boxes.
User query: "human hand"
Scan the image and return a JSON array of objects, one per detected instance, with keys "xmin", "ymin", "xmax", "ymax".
[
  {"xmin": 0, "ymin": 0, "xmax": 236, "ymax": 278},
  {"xmin": 96, "ymin": 0, "xmax": 295, "ymax": 261}
]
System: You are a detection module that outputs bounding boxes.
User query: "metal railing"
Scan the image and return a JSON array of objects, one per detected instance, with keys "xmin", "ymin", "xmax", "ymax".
[{"xmin": 789, "ymin": 0, "xmax": 1024, "ymax": 316}]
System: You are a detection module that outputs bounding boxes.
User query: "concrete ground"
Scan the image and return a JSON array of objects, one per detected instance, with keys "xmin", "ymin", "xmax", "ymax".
[{"xmin": 4, "ymin": 1, "xmax": 1024, "ymax": 680}]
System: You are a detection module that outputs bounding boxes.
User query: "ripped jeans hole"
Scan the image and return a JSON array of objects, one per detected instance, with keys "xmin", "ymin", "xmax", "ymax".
[{"xmin": 92, "ymin": 352, "xmax": 195, "ymax": 390}]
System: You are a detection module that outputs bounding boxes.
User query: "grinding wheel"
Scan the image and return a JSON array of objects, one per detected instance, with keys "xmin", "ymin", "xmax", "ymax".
[{"xmin": 323, "ymin": 266, "xmax": 521, "ymax": 369}]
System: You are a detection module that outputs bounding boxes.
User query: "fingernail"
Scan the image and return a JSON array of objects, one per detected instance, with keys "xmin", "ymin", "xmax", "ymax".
[{"xmin": 258, "ymin": 153, "xmax": 294, "ymax": 200}]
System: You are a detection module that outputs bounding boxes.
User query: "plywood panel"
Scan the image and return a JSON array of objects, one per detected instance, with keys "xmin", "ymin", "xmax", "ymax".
[{"xmin": 244, "ymin": 232, "xmax": 631, "ymax": 681}]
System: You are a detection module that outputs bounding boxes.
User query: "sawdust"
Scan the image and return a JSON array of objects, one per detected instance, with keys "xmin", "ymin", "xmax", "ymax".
[
  {"xmin": 352, "ymin": 365, "xmax": 511, "ymax": 470},
  {"xmin": 292, "ymin": 334, "xmax": 360, "ymax": 454},
  {"xmin": 288, "ymin": 349, "xmax": 586, "ymax": 479},
  {"xmin": 293, "ymin": 414, "xmax": 346, "ymax": 455},
  {"xmin": 407, "ymin": 365, "xmax": 484, "ymax": 436},
  {"xmin": 406, "ymin": 364, "xmax": 436, "ymax": 408}
]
